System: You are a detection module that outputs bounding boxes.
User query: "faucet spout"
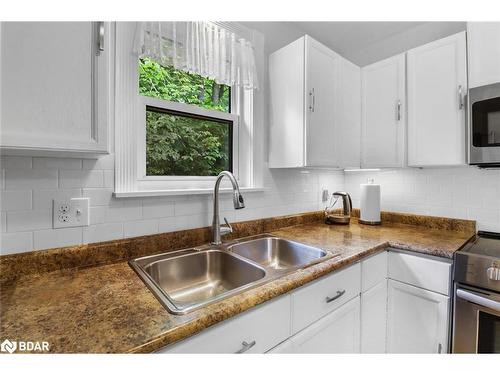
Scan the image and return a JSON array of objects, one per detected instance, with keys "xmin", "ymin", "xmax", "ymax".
[{"xmin": 212, "ymin": 171, "xmax": 245, "ymax": 245}]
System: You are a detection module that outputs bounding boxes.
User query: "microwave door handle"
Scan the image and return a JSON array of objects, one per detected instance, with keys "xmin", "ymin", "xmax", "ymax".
[{"xmin": 456, "ymin": 289, "xmax": 500, "ymax": 312}]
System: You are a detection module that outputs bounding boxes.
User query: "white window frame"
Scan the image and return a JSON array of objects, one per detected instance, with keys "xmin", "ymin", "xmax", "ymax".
[
  {"xmin": 137, "ymin": 93, "xmax": 240, "ymax": 191},
  {"xmin": 114, "ymin": 22, "xmax": 262, "ymax": 197}
]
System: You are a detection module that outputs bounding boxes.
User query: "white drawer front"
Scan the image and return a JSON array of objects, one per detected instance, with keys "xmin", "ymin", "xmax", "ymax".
[
  {"xmin": 361, "ymin": 251, "xmax": 387, "ymax": 292},
  {"xmin": 160, "ymin": 295, "xmax": 291, "ymax": 353},
  {"xmin": 291, "ymin": 263, "xmax": 361, "ymax": 334},
  {"xmin": 388, "ymin": 251, "xmax": 451, "ymax": 295}
]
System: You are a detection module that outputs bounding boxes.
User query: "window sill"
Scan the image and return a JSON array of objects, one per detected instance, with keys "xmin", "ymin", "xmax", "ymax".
[{"xmin": 113, "ymin": 186, "xmax": 267, "ymax": 198}]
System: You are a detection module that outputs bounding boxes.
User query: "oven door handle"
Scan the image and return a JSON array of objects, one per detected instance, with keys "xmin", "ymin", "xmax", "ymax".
[{"xmin": 456, "ymin": 289, "xmax": 500, "ymax": 312}]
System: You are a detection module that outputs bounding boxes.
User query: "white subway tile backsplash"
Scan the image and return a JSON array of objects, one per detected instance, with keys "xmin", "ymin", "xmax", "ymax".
[
  {"xmin": 143, "ymin": 199, "xmax": 175, "ymax": 219},
  {"xmin": 5, "ymin": 169, "xmax": 58, "ymax": 189},
  {"xmin": 33, "ymin": 157, "xmax": 82, "ymax": 169},
  {"xmin": 89, "ymin": 206, "xmax": 106, "ymax": 225},
  {"xmin": 174, "ymin": 197, "xmax": 211, "ymax": 216},
  {"xmin": 103, "ymin": 170, "xmax": 114, "ymax": 188},
  {"xmin": 1, "ymin": 231, "xmax": 33, "ymax": 254},
  {"xmin": 82, "ymin": 188, "xmax": 114, "ymax": 206},
  {"xmin": 34, "ymin": 227, "xmax": 82, "ymax": 250},
  {"xmin": 7, "ymin": 210, "xmax": 52, "ymax": 232},
  {"xmin": 1, "ymin": 212, "xmax": 6, "ymax": 232},
  {"xmin": 1, "ymin": 190, "xmax": 32, "ymax": 211},
  {"xmin": 59, "ymin": 170, "xmax": 104, "ymax": 188},
  {"xmin": 105, "ymin": 200, "xmax": 142, "ymax": 222},
  {"xmin": 83, "ymin": 223, "xmax": 123, "ymax": 244},
  {"xmin": 124, "ymin": 219, "xmax": 158, "ymax": 238},
  {"xmin": 32, "ymin": 189, "xmax": 82, "ymax": 210},
  {"xmin": 82, "ymin": 155, "xmax": 114, "ymax": 170},
  {"xmin": 1, "ymin": 156, "xmax": 32, "ymax": 169},
  {"xmin": 345, "ymin": 167, "xmax": 500, "ymax": 232}
]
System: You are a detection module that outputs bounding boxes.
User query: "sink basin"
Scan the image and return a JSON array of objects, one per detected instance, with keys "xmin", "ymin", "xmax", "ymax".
[
  {"xmin": 228, "ymin": 237, "xmax": 327, "ymax": 270},
  {"xmin": 130, "ymin": 249, "xmax": 266, "ymax": 314}
]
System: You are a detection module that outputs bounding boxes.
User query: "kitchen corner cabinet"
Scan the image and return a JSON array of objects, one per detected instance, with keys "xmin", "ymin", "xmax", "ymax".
[
  {"xmin": 407, "ymin": 32, "xmax": 467, "ymax": 167},
  {"xmin": 1, "ymin": 22, "xmax": 110, "ymax": 157},
  {"xmin": 467, "ymin": 22, "xmax": 500, "ymax": 88},
  {"xmin": 268, "ymin": 35, "xmax": 361, "ymax": 169},
  {"xmin": 361, "ymin": 54, "xmax": 406, "ymax": 168}
]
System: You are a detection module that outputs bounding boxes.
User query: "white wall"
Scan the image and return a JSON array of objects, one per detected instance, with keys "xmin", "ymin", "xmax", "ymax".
[{"xmin": 345, "ymin": 167, "xmax": 500, "ymax": 232}]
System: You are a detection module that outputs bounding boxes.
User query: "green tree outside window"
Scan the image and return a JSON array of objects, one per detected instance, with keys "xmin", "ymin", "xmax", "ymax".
[{"xmin": 139, "ymin": 58, "xmax": 232, "ymax": 176}]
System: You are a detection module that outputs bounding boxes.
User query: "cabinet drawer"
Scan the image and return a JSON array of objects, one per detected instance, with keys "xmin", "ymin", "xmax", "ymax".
[
  {"xmin": 159, "ymin": 295, "xmax": 291, "ymax": 353},
  {"xmin": 291, "ymin": 263, "xmax": 361, "ymax": 334},
  {"xmin": 361, "ymin": 251, "xmax": 387, "ymax": 292},
  {"xmin": 388, "ymin": 251, "xmax": 451, "ymax": 295}
]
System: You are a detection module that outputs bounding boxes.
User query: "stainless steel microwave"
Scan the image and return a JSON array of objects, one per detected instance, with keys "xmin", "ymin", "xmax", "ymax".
[{"xmin": 468, "ymin": 82, "xmax": 500, "ymax": 167}]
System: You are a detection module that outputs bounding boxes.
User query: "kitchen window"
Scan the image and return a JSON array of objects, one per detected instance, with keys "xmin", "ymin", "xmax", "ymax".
[
  {"xmin": 138, "ymin": 58, "xmax": 238, "ymax": 178},
  {"xmin": 114, "ymin": 22, "xmax": 263, "ymax": 196}
]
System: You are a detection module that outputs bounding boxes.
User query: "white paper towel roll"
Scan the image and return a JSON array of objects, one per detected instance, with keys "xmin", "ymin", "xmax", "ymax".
[{"xmin": 360, "ymin": 182, "xmax": 381, "ymax": 224}]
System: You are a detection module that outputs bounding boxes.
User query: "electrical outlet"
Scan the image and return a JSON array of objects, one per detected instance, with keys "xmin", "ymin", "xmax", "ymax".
[{"xmin": 53, "ymin": 198, "xmax": 90, "ymax": 229}]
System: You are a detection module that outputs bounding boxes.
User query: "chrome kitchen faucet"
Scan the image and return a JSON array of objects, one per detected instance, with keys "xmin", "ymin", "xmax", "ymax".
[{"xmin": 211, "ymin": 171, "xmax": 245, "ymax": 245}]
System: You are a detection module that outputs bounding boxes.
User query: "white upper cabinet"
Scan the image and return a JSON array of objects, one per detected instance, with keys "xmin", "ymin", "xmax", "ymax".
[
  {"xmin": 1, "ymin": 22, "xmax": 110, "ymax": 157},
  {"xmin": 407, "ymin": 32, "xmax": 467, "ymax": 167},
  {"xmin": 305, "ymin": 36, "xmax": 339, "ymax": 167},
  {"xmin": 361, "ymin": 54, "xmax": 406, "ymax": 168},
  {"xmin": 269, "ymin": 35, "xmax": 360, "ymax": 169},
  {"xmin": 336, "ymin": 58, "xmax": 361, "ymax": 168},
  {"xmin": 467, "ymin": 22, "xmax": 500, "ymax": 88}
]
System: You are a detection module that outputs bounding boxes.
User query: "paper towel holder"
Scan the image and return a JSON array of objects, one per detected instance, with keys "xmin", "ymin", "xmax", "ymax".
[
  {"xmin": 359, "ymin": 179, "xmax": 381, "ymax": 225},
  {"xmin": 324, "ymin": 191, "xmax": 352, "ymax": 225}
]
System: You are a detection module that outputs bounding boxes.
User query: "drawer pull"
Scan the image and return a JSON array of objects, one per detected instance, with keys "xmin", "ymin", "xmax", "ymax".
[
  {"xmin": 325, "ymin": 289, "xmax": 346, "ymax": 303},
  {"xmin": 235, "ymin": 340, "xmax": 256, "ymax": 353}
]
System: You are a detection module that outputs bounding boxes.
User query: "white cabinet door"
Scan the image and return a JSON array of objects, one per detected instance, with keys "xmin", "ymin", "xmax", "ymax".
[
  {"xmin": 1, "ymin": 22, "xmax": 109, "ymax": 156},
  {"xmin": 336, "ymin": 58, "xmax": 361, "ymax": 168},
  {"xmin": 361, "ymin": 280, "xmax": 387, "ymax": 353},
  {"xmin": 467, "ymin": 22, "xmax": 500, "ymax": 88},
  {"xmin": 305, "ymin": 36, "xmax": 340, "ymax": 167},
  {"xmin": 286, "ymin": 296, "xmax": 361, "ymax": 353},
  {"xmin": 407, "ymin": 32, "xmax": 467, "ymax": 166},
  {"xmin": 269, "ymin": 35, "xmax": 360, "ymax": 169},
  {"xmin": 387, "ymin": 280, "xmax": 449, "ymax": 353},
  {"xmin": 160, "ymin": 295, "xmax": 291, "ymax": 353},
  {"xmin": 269, "ymin": 37, "xmax": 305, "ymax": 168},
  {"xmin": 361, "ymin": 54, "xmax": 406, "ymax": 168}
]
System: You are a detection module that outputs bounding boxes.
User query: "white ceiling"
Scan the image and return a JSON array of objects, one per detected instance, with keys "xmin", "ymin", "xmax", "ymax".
[{"xmin": 243, "ymin": 21, "xmax": 466, "ymax": 66}]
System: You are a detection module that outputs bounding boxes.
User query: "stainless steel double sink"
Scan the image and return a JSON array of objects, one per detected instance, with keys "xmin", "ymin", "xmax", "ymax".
[{"xmin": 129, "ymin": 235, "xmax": 333, "ymax": 314}]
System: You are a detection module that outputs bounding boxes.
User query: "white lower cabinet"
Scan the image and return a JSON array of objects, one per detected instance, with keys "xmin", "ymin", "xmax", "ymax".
[
  {"xmin": 158, "ymin": 250, "xmax": 452, "ymax": 354},
  {"xmin": 269, "ymin": 296, "xmax": 361, "ymax": 354},
  {"xmin": 386, "ymin": 279, "xmax": 450, "ymax": 353},
  {"xmin": 160, "ymin": 295, "xmax": 291, "ymax": 353},
  {"xmin": 361, "ymin": 280, "xmax": 388, "ymax": 353}
]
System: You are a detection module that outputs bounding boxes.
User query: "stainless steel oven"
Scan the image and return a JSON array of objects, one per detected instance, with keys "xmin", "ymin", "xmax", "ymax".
[
  {"xmin": 468, "ymin": 82, "xmax": 500, "ymax": 167},
  {"xmin": 452, "ymin": 231, "xmax": 500, "ymax": 353},
  {"xmin": 453, "ymin": 286, "xmax": 500, "ymax": 353}
]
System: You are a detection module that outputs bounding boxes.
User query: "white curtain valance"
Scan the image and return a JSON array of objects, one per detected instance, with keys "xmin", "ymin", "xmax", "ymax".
[{"xmin": 134, "ymin": 21, "xmax": 259, "ymax": 90}]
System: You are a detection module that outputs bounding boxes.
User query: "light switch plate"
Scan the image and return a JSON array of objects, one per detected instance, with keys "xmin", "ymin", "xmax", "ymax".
[{"xmin": 53, "ymin": 198, "xmax": 90, "ymax": 229}]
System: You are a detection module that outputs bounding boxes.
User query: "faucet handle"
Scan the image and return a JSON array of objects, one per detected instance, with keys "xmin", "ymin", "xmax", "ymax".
[{"xmin": 220, "ymin": 217, "xmax": 233, "ymax": 236}]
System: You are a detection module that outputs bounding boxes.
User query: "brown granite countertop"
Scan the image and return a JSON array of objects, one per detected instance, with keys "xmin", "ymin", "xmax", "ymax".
[{"xmin": 0, "ymin": 217, "xmax": 474, "ymax": 353}]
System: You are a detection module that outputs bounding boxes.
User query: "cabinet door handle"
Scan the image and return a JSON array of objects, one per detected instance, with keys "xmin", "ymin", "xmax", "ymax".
[
  {"xmin": 458, "ymin": 85, "xmax": 465, "ymax": 110},
  {"xmin": 309, "ymin": 88, "xmax": 315, "ymax": 112},
  {"xmin": 97, "ymin": 22, "xmax": 105, "ymax": 55},
  {"xmin": 235, "ymin": 340, "xmax": 256, "ymax": 353},
  {"xmin": 326, "ymin": 289, "xmax": 346, "ymax": 303},
  {"xmin": 396, "ymin": 100, "xmax": 402, "ymax": 121}
]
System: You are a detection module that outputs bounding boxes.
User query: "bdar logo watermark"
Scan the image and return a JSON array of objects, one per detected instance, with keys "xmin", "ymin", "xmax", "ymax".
[{"xmin": 1, "ymin": 339, "xmax": 50, "ymax": 353}]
